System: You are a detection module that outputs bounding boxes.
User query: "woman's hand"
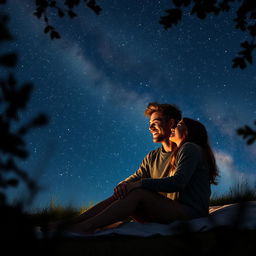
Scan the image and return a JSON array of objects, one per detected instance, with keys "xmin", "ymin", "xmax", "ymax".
[{"xmin": 126, "ymin": 181, "xmax": 141, "ymax": 194}]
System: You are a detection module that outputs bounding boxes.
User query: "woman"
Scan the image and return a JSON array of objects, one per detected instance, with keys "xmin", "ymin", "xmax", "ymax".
[{"xmin": 49, "ymin": 118, "xmax": 219, "ymax": 234}]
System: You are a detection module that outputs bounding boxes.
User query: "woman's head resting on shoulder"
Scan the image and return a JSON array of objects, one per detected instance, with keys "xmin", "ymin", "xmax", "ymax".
[
  {"xmin": 169, "ymin": 117, "xmax": 219, "ymax": 184},
  {"xmin": 169, "ymin": 117, "xmax": 209, "ymax": 148}
]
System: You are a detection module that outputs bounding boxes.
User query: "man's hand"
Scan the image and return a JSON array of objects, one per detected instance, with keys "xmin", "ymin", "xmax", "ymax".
[
  {"xmin": 113, "ymin": 182, "xmax": 128, "ymax": 199},
  {"xmin": 113, "ymin": 181, "xmax": 142, "ymax": 199}
]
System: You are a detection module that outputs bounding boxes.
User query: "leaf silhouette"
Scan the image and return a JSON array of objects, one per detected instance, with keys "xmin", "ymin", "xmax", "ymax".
[
  {"xmin": 58, "ymin": 8, "xmax": 65, "ymax": 17},
  {"xmin": 160, "ymin": 8, "xmax": 182, "ymax": 29},
  {"xmin": 0, "ymin": 53, "xmax": 18, "ymax": 67},
  {"xmin": 191, "ymin": 4, "xmax": 207, "ymax": 19},
  {"xmin": 232, "ymin": 57, "xmax": 246, "ymax": 69},
  {"xmin": 36, "ymin": 0, "xmax": 48, "ymax": 8},
  {"xmin": 17, "ymin": 114, "xmax": 49, "ymax": 135},
  {"xmin": 44, "ymin": 25, "xmax": 51, "ymax": 34},
  {"xmin": 50, "ymin": 30, "xmax": 61, "ymax": 39},
  {"xmin": 247, "ymin": 137, "xmax": 256, "ymax": 145},
  {"xmin": 33, "ymin": 7, "xmax": 44, "ymax": 19},
  {"xmin": 237, "ymin": 122, "xmax": 256, "ymax": 145},
  {"xmin": 31, "ymin": 113, "xmax": 49, "ymax": 126},
  {"xmin": 87, "ymin": 0, "xmax": 102, "ymax": 15},
  {"xmin": 68, "ymin": 10, "xmax": 77, "ymax": 18},
  {"xmin": 248, "ymin": 24, "xmax": 256, "ymax": 36},
  {"xmin": 65, "ymin": 0, "xmax": 80, "ymax": 9},
  {"xmin": 33, "ymin": 0, "xmax": 101, "ymax": 40},
  {"xmin": 6, "ymin": 178, "xmax": 19, "ymax": 187},
  {"xmin": 0, "ymin": 14, "xmax": 13, "ymax": 41},
  {"xmin": 160, "ymin": 1, "xmax": 256, "ymax": 69},
  {"xmin": 50, "ymin": 0, "xmax": 57, "ymax": 7}
]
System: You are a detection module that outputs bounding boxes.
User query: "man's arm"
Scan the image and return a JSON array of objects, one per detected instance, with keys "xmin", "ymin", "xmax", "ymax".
[
  {"xmin": 123, "ymin": 154, "xmax": 151, "ymax": 182},
  {"xmin": 113, "ymin": 153, "xmax": 151, "ymax": 199}
]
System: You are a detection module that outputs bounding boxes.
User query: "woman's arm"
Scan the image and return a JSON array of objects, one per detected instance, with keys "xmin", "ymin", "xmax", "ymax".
[{"xmin": 141, "ymin": 143, "xmax": 201, "ymax": 193}]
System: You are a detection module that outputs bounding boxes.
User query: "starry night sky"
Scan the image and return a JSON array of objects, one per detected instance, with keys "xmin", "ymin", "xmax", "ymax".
[{"xmin": 3, "ymin": 0, "xmax": 256, "ymax": 211}]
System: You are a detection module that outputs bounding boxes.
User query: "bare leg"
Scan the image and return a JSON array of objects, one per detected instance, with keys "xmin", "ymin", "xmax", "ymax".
[
  {"xmin": 48, "ymin": 195, "xmax": 117, "ymax": 230},
  {"xmin": 68, "ymin": 188, "xmax": 186, "ymax": 234}
]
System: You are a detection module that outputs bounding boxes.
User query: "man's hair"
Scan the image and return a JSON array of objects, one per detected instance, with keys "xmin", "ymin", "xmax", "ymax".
[{"xmin": 144, "ymin": 102, "xmax": 182, "ymax": 122}]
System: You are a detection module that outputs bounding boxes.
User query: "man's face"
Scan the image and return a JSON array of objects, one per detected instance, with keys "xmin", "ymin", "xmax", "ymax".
[{"xmin": 149, "ymin": 112, "xmax": 172, "ymax": 143}]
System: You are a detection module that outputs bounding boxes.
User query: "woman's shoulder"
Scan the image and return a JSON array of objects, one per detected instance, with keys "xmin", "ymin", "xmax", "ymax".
[
  {"xmin": 179, "ymin": 142, "xmax": 202, "ymax": 155},
  {"xmin": 181, "ymin": 142, "xmax": 201, "ymax": 150}
]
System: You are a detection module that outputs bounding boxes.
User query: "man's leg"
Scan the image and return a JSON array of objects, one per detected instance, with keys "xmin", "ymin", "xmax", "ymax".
[
  {"xmin": 48, "ymin": 195, "xmax": 117, "ymax": 230},
  {"xmin": 67, "ymin": 188, "xmax": 186, "ymax": 233}
]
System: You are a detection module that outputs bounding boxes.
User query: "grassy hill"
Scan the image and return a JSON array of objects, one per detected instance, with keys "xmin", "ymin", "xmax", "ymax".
[
  {"xmin": 1, "ymin": 181, "xmax": 256, "ymax": 256},
  {"xmin": 28, "ymin": 180, "xmax": 256, "ymax": 228}
]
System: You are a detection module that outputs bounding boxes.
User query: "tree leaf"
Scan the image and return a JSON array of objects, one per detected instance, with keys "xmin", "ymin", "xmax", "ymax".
[
  {"xmin": 65, "ymin": 0, "xmax": 80, "ymax": 9},
  {"xmin": 244, "ymin": 51, "xmax": 253, "ymax": 64},
  {"xmin": 86, "ymin": 0, "xmax": 102, "ymax": 15},
  {"xmin": 32, "ymin": 114, "xmax": 49, "ymax": 126},
  {"xmin": 0, "ymin": 53, "xmax": 18, "ymax": 67},
  {"xmin": 191, "ymin": 4, "xmax": 207, "ymax": 19},
  {"xmin": 6, "ymin": 178, "xmax": 19, "ymax": 187},
  {"xmin": 44, "ymin": 25, "xmax": 51, "ymax": 34},
  {"xmin": 159, "ymin": 8, "xmax": 182, "ymax": 29},
  {"xmin": 33, "ymin": 7, "xmax": 44, "ymax": 19},
  {"xmin": 68, "ymin": 10, "xmax": 77, "ymax": 18},
  {"xmin": 58, "ymin": 8, "xmax": 65, "ymax": 17},
  {"xmin": 232, "ymin": 57, "xmax": 246, "ymax": 69},
  {"xmin": 50, "ymin": 30, "xmax": 61, "ymax": 39},
  {"xmin": 247, "ymin": 137, "xmax": 255, "ymax": 145},
  {"xmin": 248, "ymin": 24, "xmax": 256, "ymax": 37},
  {"xmin": 36, "ymin": 0, "xmax": 48, "ymax": 8},
  {"xmin": 50, "ymin": 1, "xmax": 56, "ymax": 7}
]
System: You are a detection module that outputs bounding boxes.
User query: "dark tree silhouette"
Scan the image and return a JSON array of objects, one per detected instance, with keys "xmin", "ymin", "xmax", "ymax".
[
  {"xmin": 33, "ymin": 0, "xmax": 102, "ymax": 39},
  {"xmin": 160, "ymin": 0, "xmax": 256, "ymax": 70},
  {"xmin": 0, "ymin": 0, "xmax": 101, "ymax": 246},
  {"xmin": 0, "ymin": 1, "xmax": 50, "ymax": 250},
  {"xmin": 0, "ymin": 2, "xmax": 254, "ymax": 252},
  {"xmin": 0, "ymin": 8, "xmax": 48, "ymax": 209},
  {"xmin": 159, "ymin": 0, "xmax": 256, "ymax": 145},
  {"xmin": 237, "ymin": 121, "xmax": 256, "ymax": 145}
]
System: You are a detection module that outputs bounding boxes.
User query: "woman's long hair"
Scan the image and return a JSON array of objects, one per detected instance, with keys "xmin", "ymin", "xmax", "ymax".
[{"xmin": 170, "ymin": 118, "xmax": 219, "ymax": 185}]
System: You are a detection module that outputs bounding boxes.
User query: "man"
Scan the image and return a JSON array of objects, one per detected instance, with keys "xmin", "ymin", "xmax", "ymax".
[{"xmin": 114, "ymin": 102, "xmax": 182, "ymax": 199}]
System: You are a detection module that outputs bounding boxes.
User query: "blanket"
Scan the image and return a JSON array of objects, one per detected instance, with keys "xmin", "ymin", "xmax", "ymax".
[{"xmin": 38, "ymin": 201, "xmax": 256, "ymax": 239}]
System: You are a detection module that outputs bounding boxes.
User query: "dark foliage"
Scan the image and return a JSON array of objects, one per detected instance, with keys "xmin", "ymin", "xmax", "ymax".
[
  {"xmin": 1, "ymin": 2, "xmax": 255, "ymax": 253},
  {"xmin": 0, "ymin": 1, "xmax": 50, "ymax": 250},
  {"xmin": 33, "ymin": 0, "xmax": 102, "ymax": 40},
  {"xmin": 160, "ymin": 0, "xmax": 256, "ymax": 70},
  {"xmin": 237, "ymin": 121, "xmax": 256, "ymax": 145},
  {"xmin": 0, "ymin": 71, "xmax": 49, "ymax": 206}
]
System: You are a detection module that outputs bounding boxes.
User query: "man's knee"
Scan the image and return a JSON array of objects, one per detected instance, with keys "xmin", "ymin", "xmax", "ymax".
[{"xmin": 128, "ymin": 188, "xmax": 148, "ymax": 201}]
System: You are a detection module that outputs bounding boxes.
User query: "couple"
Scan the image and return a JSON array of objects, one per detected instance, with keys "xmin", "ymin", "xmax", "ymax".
[{"xmin": 48, "ymin": 102, "xmax": 219, "ymax": 234}]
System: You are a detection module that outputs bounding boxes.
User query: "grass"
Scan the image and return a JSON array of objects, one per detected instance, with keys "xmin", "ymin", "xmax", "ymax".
[
  {"xmin": 29, "ymin": 180, "xmax": 256, "ymax": 227},
  {"xmin": 5, "ymin": 181, "xmax": 256, "ymax": 256},
  {"xmin": 27, "ymin": 199, "xmax": 93, "ymax": 227},
  {"xmin": 210, "ymin": 180, "xmax": 256, "ymax": 206}
]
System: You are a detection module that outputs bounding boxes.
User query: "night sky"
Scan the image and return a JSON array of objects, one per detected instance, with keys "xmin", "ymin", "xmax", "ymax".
[{"xmin": 3, "ymin": 0, "xmax": 256, "ymax": 211}]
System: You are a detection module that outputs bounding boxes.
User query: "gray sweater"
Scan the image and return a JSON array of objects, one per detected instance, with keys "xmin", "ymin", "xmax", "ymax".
[
  {"xmin": 124, "ymin": 145, "xmax": 172, "ymax": 183},
  {"xmin": 124, "ymin": 142, "xmax": 211, "ymax": 218}
]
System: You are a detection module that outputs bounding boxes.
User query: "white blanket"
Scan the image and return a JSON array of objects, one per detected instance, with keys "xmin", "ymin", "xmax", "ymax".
[{"xmin": 47, "ymin": 201, "xmax": 256, "ymax": 238}]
